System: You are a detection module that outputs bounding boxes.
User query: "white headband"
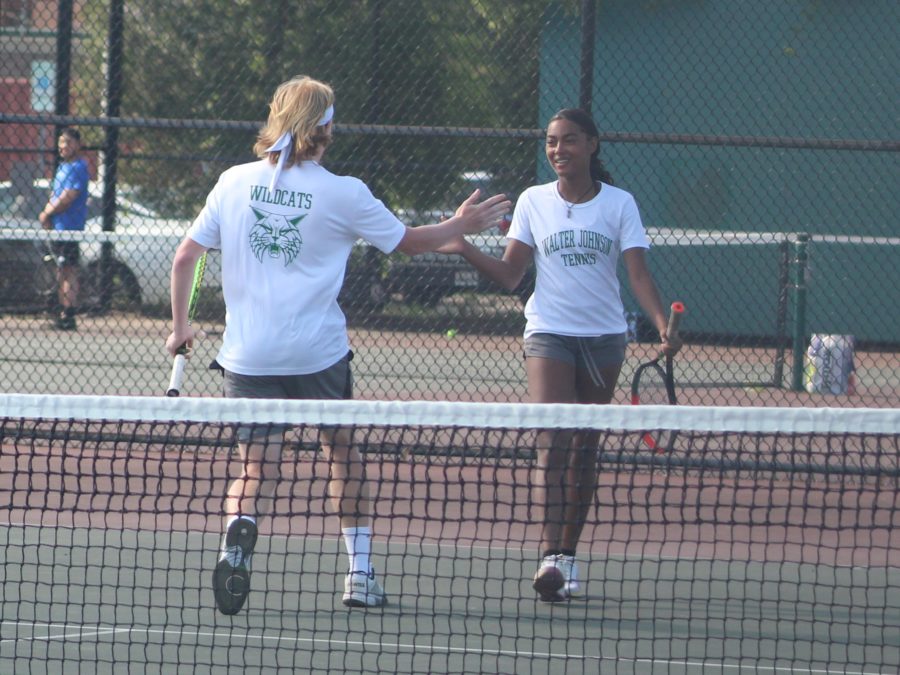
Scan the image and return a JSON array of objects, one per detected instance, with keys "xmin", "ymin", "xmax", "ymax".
[
  {"xmin": 265, "ymin": 132, "xmax": 292, "ymax": 194},
  {"xmin": 264, "ymin": 105, "xmax": 334, "ymax": 192},
  {"xmin": 318, "ymin": 104, "xmax": 334, "ymax": 127}
]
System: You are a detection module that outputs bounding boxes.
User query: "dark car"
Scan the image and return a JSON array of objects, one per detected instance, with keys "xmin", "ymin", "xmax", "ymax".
[
  {"xmin": 338, "ymin": 241, "xmax": 391, "ymax": 311},
  {"xmin": 387, "ymin": 170, "xmax": 531, "ymax": 306},
  {"xmin": 0, "ymin": 182, "xmax": 56, "ymax": 312},
  {"xmin": 385, "ymin": 225, "xmax": 533, "ymax": 306},
  {"xmin": 0, "ymin": 236, "xmax": 56, "ymax": 313}
]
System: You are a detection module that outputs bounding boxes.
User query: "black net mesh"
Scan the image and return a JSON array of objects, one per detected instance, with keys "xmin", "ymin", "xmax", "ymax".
[{"xmin": 1, "ymin": 395, "xmax": 898, "ymax": 673}]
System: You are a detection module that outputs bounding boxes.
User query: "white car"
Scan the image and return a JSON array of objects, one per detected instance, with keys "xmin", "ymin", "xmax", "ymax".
[
  {"xmin": 0, "ymin": 180, "xmax": 385, "ymax": 314},
  {"xmin": 81, "ymin": 190, "xmax": 211, "ymax": 309},
  {"xmin": 0, "ymin": 179, "xmax": 205, "ymax": 312}
]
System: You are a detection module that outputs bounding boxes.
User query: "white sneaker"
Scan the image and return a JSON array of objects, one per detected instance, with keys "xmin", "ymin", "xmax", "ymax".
[
  {"xmin": 533, "ymin": 554, "xmax": 568, "ymax": 602},
  {"xmin": 533, "ymin": 554, "xmax": 582, "ymax": 601},
  {"xmin": 342, "ymin": 569, "xmax": 386, "ymax": 608},
  {"xmin": 563, "ymin": 557, "xmax": 583, "ymax": 598}
]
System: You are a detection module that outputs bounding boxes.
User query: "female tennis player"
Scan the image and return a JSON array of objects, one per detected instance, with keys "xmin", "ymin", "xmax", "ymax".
[
  {"xmin": 436, "ymin": 108, "xmax": 680, "ymax": 602},
  {"xmin": 166, "ymin": 75, "xmax": 510, "ymax": 614}
]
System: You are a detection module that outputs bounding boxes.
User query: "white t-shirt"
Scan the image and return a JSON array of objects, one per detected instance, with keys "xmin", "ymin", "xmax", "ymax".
[
  {"xmin": 189, "ymin": 159, "xmax": 405, "ymax": 375},
  {"xmin": 507, "ymin": 181, "xmax": 650, "ymax": 338}
]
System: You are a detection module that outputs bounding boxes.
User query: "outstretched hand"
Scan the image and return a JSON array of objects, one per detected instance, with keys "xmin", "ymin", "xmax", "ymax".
[{"xmin": 455, "ymin": 189, "xmax": 511, "ymax": 235}]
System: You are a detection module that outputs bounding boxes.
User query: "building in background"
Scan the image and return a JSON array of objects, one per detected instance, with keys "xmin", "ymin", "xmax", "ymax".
[{"xmin": 0, "ymin": 0, "xmax": 85, "ymax": 182}]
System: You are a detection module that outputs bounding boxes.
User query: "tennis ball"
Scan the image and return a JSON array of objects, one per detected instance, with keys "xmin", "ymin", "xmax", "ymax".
[{"xmin": 446, "ymin": 328, "xmax": 458, "ymax": 338}]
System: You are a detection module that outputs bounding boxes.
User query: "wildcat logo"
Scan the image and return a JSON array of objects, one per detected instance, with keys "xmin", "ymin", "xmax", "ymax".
[{"xmin": 249, "ymin": 208, "xmax": 305, "ymax": 265}]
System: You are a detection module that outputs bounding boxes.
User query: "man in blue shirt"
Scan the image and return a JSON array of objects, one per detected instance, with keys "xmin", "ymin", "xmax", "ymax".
[{"xmin": 39, "ymin": 127, "xmax": 89, "ymax": 330}]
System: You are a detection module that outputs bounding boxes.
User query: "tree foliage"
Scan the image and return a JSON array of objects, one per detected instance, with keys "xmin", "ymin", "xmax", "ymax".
[{"xmin": 76, "ymin": 0, "xmax": 554, "ymax": 217}]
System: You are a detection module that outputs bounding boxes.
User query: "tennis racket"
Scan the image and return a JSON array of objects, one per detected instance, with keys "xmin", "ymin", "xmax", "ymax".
[
  {"xmin": 165, "ymin": 252, "xmax": 207, "ymax": 397},
  {"xmin": 630, "ymin": 301, "xmax": 684, "ymax": 451}
]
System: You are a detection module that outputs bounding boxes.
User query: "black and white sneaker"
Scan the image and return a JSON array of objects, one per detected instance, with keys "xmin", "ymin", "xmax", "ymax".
[{"xmin": 212, "ymin": 517, "xmax": 258, "ymax": 615}]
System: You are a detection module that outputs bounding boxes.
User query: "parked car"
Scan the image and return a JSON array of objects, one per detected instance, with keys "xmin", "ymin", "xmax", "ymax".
[
  {"xmin": 0, "ymin": 179, "xmax": 202, "ymax": 313},
  {"xmin": 0, "ymin": 232, "xmax": 56, "ymax": 313},
  {"xmin": 382, "ymin": 169, "xmax": 533, "ymax": 306},
  {"xmin": 389, "ymin": 188, "xmax": 531, "ymax": 306},
  {"xmin": 385, "ymin": 225, "xmax": 534, "ymax": 306},
  {"xmin": 338, "ymin": 242, "xmax": 391, "ymax": 311},
  {"xmin": 0, "ymin": 180, "xmax": 388, "ymax": 315}
]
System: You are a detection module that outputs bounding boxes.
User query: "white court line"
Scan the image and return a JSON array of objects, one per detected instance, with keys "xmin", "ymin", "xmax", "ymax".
[
  {"xmin": 0, "ymin": 622, "xmax": 129, "ymax": 644},
  {"xmin": 0, "ymin": 620, "xmax": 883, "ymax": 675}
]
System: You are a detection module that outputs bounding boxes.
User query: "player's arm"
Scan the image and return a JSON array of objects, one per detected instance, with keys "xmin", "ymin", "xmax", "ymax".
[
  {"xmin": 39, "ymin": 188, "xmax": 80, "ymax": 226},
  {"xmin": 623, "ymin": 247, "xmax": 681, "ymax": 355},
  {"xmin": 448, "ymin": 237, "xmax": 533, "ymax": 292},
  {"xmin": 166, "ymin": 237, "xmax": 208, "ymax": 357},
  {"xmin": 394, "ymin": 189, "xmax": 510, "ymax": 256}
]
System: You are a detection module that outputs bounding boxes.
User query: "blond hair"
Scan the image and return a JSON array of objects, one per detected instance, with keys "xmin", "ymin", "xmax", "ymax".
[{"xmin": 254, "ymin": 75, "xmax": 335, "ymax": 165}]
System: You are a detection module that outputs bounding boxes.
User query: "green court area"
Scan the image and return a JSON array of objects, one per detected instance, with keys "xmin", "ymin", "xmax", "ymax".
[
  {"xmin": 1, "ymin": 397, "xmax": 897, "ymax": 674},
  {"xmin": 3, "ymin": 526, "xmax": 897, "ymax": 674}
]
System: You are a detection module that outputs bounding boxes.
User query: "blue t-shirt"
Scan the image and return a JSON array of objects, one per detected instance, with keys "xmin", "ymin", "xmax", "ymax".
[{"xmin": 51, "ymin": 157, "xmax": 90, "ymax": 231}]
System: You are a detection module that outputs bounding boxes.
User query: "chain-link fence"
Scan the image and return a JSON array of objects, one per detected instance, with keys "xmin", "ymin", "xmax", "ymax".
[{"xmin": 1, "ymin": 0, "xmax": 897, "ymax": 406}]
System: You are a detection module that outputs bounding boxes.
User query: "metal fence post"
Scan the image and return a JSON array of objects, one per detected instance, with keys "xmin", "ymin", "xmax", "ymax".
[
  {"xmin": 99, "ymin": 0, "xmax": 125, "ymax": 312},
  {"xmin": 773, "ymin": 238, "xmax": 790, "ymax": 387},
  {"xmin": 54, "ymin": 0, "xmax": 74, "ymax": 142},
  {"xmin": 790, "ymin": 233, "xmax": 810, "ymax": 391},
  {"xmin": 579, "ymin": 0, "xmax": 597, "ymax": 114}
]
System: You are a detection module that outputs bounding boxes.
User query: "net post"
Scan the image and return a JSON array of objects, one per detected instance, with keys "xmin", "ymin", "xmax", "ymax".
[{"xmin": 790, "ymin": 233, "xmax": 810, "ymax": 391}]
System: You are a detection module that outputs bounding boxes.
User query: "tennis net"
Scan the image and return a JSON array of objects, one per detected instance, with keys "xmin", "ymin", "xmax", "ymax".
[{"xmin": 1, "ymin": 394, "xmax": 898, "ymax": 674}]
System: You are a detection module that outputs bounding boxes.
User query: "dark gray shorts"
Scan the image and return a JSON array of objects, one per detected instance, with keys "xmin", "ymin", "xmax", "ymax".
[
  {"xmin": 51, "ymin": 241, "xmax": 80, "ymax": 266},
  {"xmin": 524, "ymin": 332, "xmax": 626, "ymax": 369},
  {"xmin": 224, "ymin": 351, "xmax": 353, "ymax": 442}
]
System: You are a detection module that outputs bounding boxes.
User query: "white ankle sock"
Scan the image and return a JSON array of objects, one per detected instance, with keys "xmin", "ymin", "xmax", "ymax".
[{"xmin": 342, "ymin": 526, "xmax": 372, "ymax": 573}]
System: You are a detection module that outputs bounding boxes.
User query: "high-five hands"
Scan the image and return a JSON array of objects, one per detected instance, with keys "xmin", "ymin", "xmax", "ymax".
[{"xmin": 454, "ymin": 189, "xmax": 511, "ymax": 235}]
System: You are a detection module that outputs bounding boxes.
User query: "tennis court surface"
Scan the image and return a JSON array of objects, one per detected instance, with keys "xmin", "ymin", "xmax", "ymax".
[{"xmin": 1, "ymin": 395, "xmax": 898, "ymax": 674}]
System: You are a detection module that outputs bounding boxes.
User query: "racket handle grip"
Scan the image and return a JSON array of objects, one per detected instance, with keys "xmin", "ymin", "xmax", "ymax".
[
  {"xmin": 166, "ymin": 353, "xmax": 186, "ymax": 397},
  {"xmin": 667, "ymin": 301, "xmax": 685, "ymax": 338}
]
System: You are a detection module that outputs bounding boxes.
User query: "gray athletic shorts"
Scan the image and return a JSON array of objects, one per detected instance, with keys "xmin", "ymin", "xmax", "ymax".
[
  {"xmin": 524, "ymin": 332, "xmax": 626, "ymax": 374},
  {"xmin": 224, "ymin": 351, "xmax": 353, "ymax": 442}
]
